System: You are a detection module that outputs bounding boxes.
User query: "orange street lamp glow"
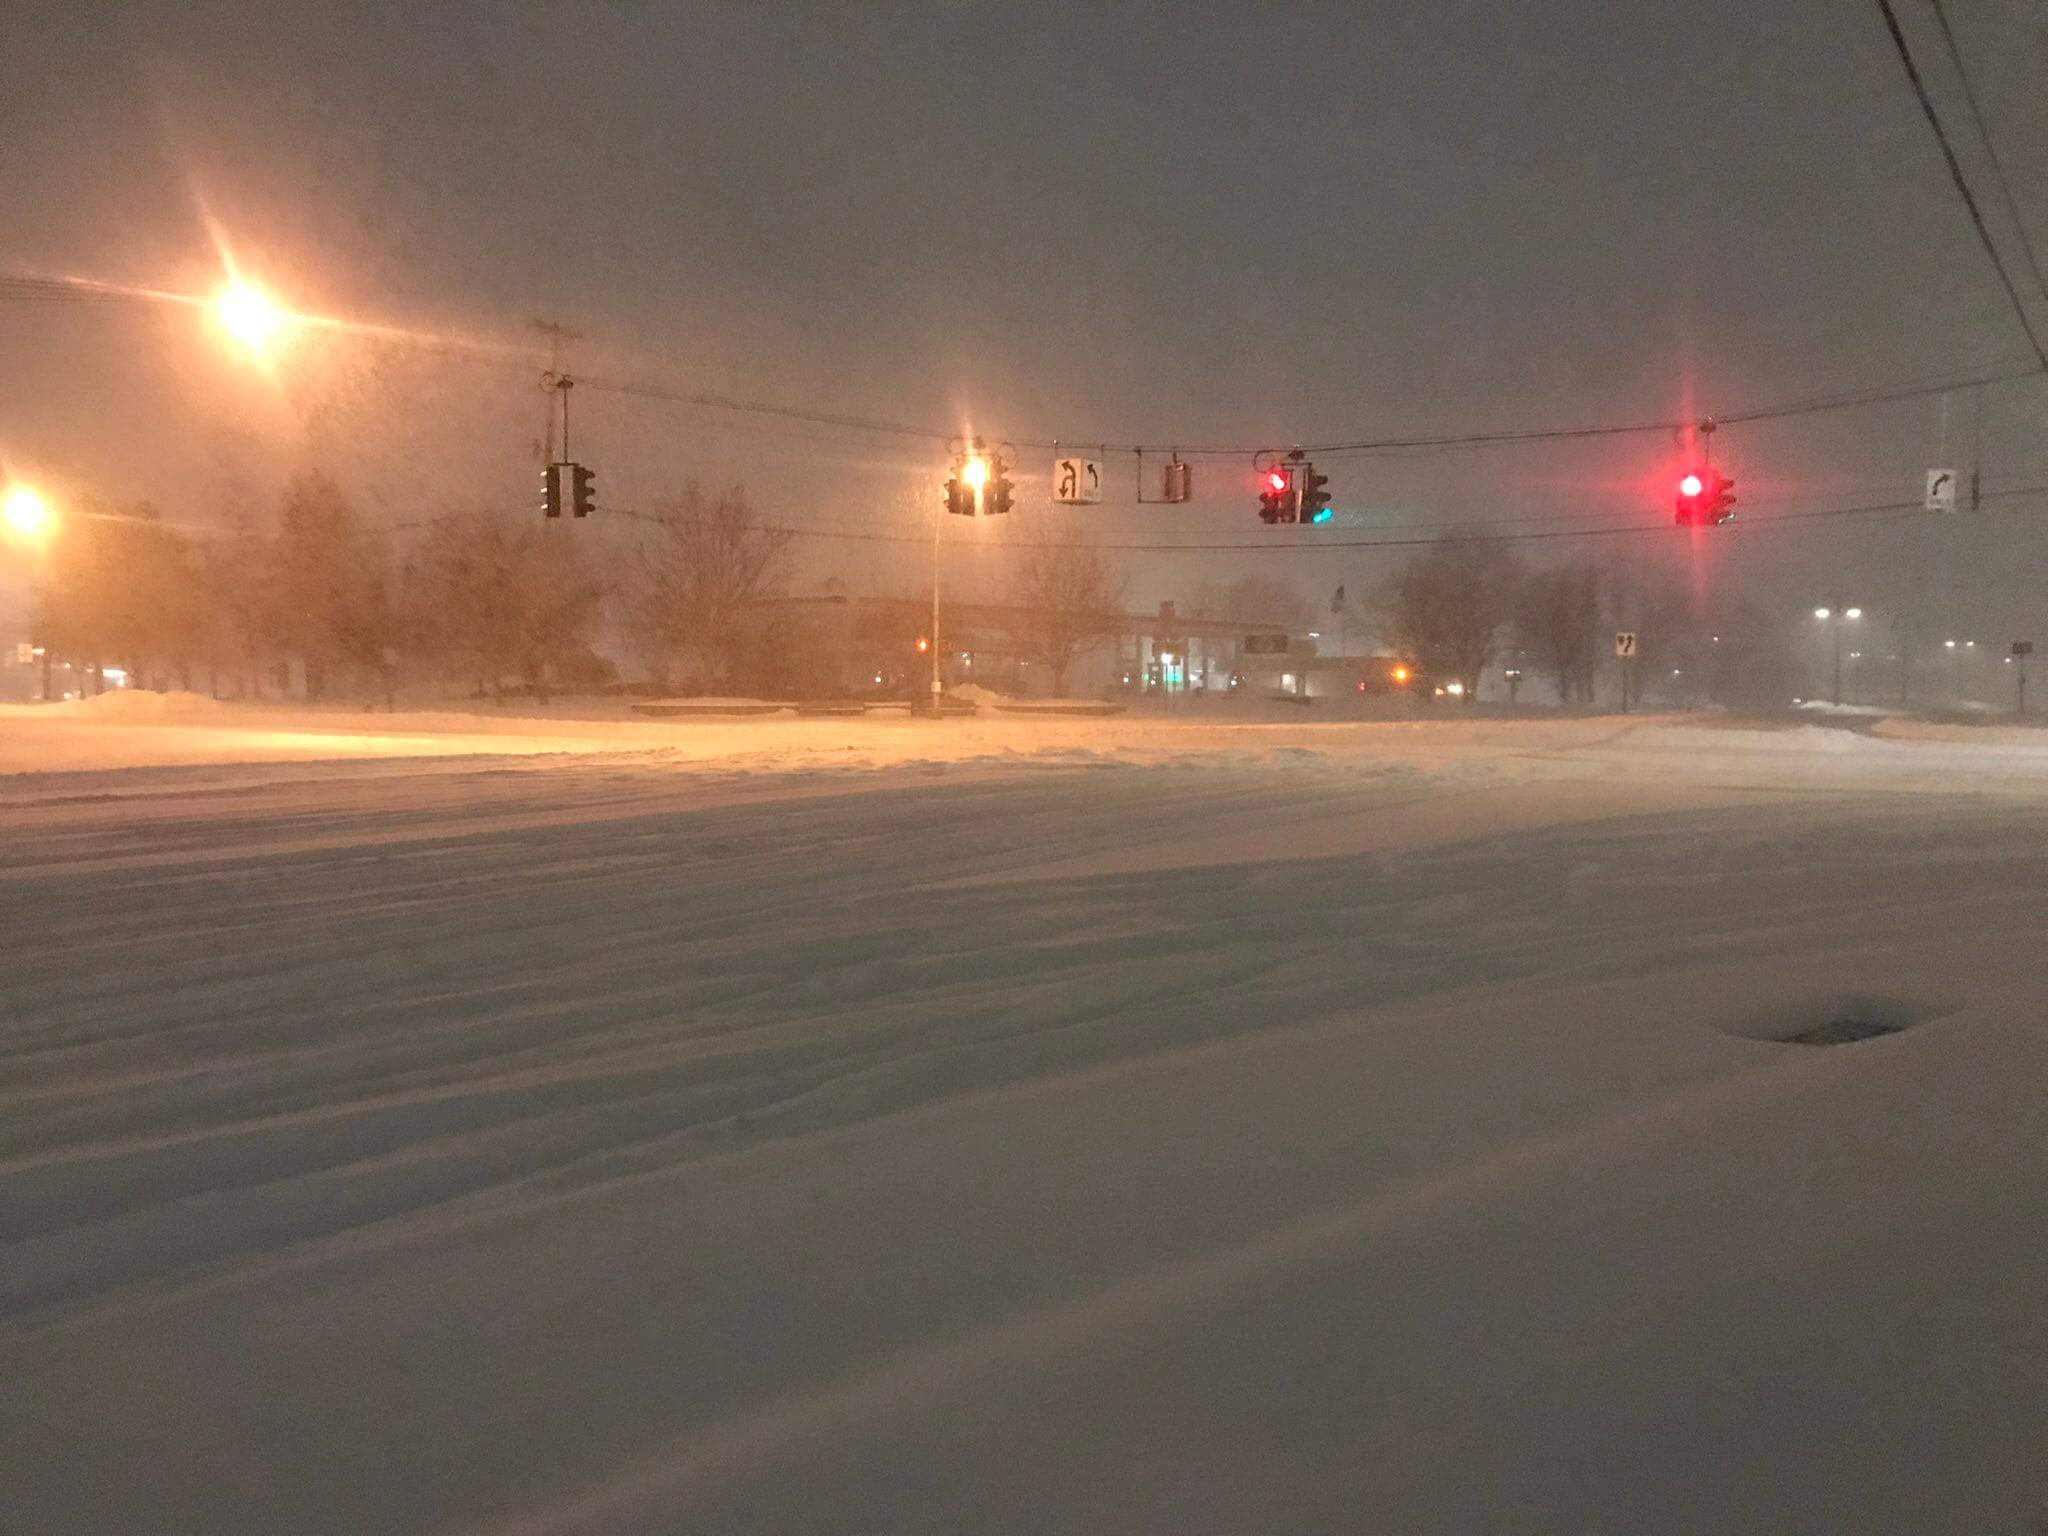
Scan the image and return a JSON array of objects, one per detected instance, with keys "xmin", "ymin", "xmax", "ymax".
[
  {"xmin": 2, "ymin": 484, "xmax": 53, "ymax": 544},
  {"xmin": 211, "ymin": 280, "xmax": 288, "ymax": 355},
  {"xmin": 960, "ymin": 456, "xmax": 989, "ymax": 490}
]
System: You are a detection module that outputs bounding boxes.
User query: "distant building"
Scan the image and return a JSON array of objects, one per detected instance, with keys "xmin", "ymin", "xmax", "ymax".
[{"xmin": 738, "ymin": 593, "xmax": 1314, "ymax": 699}]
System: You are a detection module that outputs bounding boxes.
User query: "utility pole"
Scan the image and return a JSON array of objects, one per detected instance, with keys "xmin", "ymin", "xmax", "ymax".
[{"xmin": 530, "ymin": 319, "xmax": 581, "ymax": 463}]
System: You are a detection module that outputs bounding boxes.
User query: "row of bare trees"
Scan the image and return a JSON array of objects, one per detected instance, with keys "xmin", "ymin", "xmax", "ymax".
[
  {"xmin": 31, "ymin": 473, "xmax": 796, "ymax": 703},
  {"xmin": 31, "ymin": 471, "xmax": 1136, "ymax": 703},
  {"xmin": 36, "ymin": 465, "xmax": 1785, "ymax": 710},
  {"xmin": 1373, "ymin": 541, "xmax": 1793, "ymax": 706}
]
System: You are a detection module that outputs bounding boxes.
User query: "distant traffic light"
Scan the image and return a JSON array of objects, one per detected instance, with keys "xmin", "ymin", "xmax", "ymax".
[
  {"xmin": 1299, "ymin": 463, "xmax": 1331, "ymax": 524},
  {"xmin": 1675, "ymin": 471, "xmax": 1704, "ymax": 524},
  {"xmin": 946, "ymin": 447, "xmax": 989, "ymax": 515},
  {"xmin": 1675, "ymin": 468, "xmax": 1736, "ymax": 526},
  {"xmin": 1161, "ymin": 458, "xmax": 1192, "ymax": 503},
  {"xmin": 570, "ymin": 463, "xmax": 596, "ymax": 518},
  {"xmin": 915, "ymin": 635, "xmax": 930, "ymax": 653},
  {"xmin": 542, "ymin": 464, "xmax": 564, "ymax": 518},
  {"xmin": 1258, "ymin": 467, "xmax": 1293, "ymax": 524}
]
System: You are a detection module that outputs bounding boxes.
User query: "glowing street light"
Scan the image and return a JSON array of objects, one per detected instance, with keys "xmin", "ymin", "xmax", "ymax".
[
  {"xmin": 1814, "ymin": 601, "xmax": 1861, "ymax": 704},
  {"xmin": 2, "ymin": 483, "xmax": 53, "ymax": 545},
  {"xmin": 959, "ymin": 455, "xmax": 989, "ymax": 490},
  {"xmin": 210, "ymin": 279, "xmax": 289, "ymax": 356}
]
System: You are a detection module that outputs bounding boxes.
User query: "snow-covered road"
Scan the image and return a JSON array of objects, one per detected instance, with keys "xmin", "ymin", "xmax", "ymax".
[{"xmin": 3, "ymin": 707, "xmax": 2047, "ymax": 1532}]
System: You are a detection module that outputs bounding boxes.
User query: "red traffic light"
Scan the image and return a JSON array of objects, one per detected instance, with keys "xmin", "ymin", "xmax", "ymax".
[
  {"xmin": 1674, "ymin": 468, "xmax": 1736, "ymax": 526},
  {"xmin": 1265, "ymin": 470, "xmax": 1287, "ymax": 492},
  {"xmin": 915, "ymin": 635, "xmax": 930, "ymax": 653}
]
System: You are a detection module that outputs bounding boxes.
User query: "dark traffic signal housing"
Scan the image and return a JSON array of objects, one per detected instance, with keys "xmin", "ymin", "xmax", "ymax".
[
  {"xmin": 543, "ymin": 461, "xmax": 596, "ymax": 519},
  {"xmin": 988, "ymin": 459, "xmax": 1014, "ymax": 515},
  {"xmin": 1299, "ymin": 464, "xmax": 1331, "ymax": 524}
]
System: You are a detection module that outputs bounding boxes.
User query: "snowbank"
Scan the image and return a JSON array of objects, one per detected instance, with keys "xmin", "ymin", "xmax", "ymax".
[{"xmin": 66, "ymin": 688, "xmax": 231, "ymax": 720}]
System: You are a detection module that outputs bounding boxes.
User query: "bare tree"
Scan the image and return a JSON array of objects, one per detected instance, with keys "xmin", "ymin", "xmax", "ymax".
[
  {"xmin": 1515, "ymin": 561, "xmax": 1603, "ymax": 705},
  {"xmin": 198, "ymin": 508, "xmax": 273, "ymax": 698},
  {"xmin": 627, "ymin": 485, "xmax": 793, "ymax": 690},
  {"xmin": 32, "ymin": 501, "xmax": 207, "ymax": 692},
  {"xmin": 1005, "ymin": 530, "xmax": 1126, "ymax": 696},
  {"xmin": 1380, "ymin": 539, "xmax": 1522, "ymax": 699},
  {"xmin": 266, "ymin": 470, "xmax": 393, "ymax": 700},
  {"xmin": 401, "ymin": 510, "xmax": 602, "ymax": 702}
]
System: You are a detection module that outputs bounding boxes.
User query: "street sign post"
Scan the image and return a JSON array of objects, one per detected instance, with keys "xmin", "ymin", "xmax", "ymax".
[
  {"xmin": 1926, "ymin": 468, "xmax": 1957, "ymax": 513},
  {"xmin": 1052, "ymin": 457, "xmax": 1103, "ymax": 505},
  {"xmin": 1615, "ymin": 631, "xmax": 1637, "ymax": 714}
]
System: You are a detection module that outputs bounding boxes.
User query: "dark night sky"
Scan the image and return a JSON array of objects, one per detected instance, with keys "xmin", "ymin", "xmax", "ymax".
[{"xmin": 3, "ymin": 0, "xmax": 2046, "ymax": 644}]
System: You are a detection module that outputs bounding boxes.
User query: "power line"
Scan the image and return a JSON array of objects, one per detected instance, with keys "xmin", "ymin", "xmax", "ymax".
[
  {"xmin": 9, "ymin": 266, "xmax": 2045, "ymax": 464},
  {"xmin": 573, "ymin": 351, "xmax": 2048, "ymax": 465},
  {"xmin": 1926, "ymin": 0, "xmax": 2048, "ymax": 303},
  {"xmin": 597, "ymin": 484, "xmax": 2048, "ymax": 555},
  {"xmin": 1873, "ymin": 0, "xmax": 2048, "ymax": 370},
  {"xmin": 572, "ymin": 372, "xmax": 953, "ymax": 445}
]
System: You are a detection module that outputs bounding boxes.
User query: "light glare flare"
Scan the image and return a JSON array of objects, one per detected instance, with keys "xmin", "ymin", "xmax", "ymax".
[
  {"xmin": 960, "ymin": 457, "xmax": 989, "ymax": 489},
  {"xmin": 212, "ymin": 280, "xmax": 288, "ymax": 355},
  {"xmin": 2, "ymin": 484, "xmax": 53, "ymax": 543}
]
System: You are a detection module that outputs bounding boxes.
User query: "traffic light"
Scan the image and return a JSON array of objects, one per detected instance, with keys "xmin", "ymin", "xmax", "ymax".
[
  {"xmin": 1674, "ymin": 470, "xmax": 1705, "ymax": 524},
  {"xmin": 988, "ymin": 457, "xmax": 1014, "ymax": 515},
  {"xmin": 1258, "ymin": 467, "xmax": 1293, "ymax": 524},
  {"xmin": 915, "ymin": 635, "xmax": 930, "ymax": 654},
  {"xmin": 570, "ymin": 463, "xmax": 596, "ymax": 518},
  {"xmin": 1705, "ymin": 470, "xmax": 1735, "ymax": 523},
  {"xmin": 542, "ymin": 463, "xmax": 563, "ymax": 518},
  {"xmin": 1675, "ymin": 469, "xmax": 1736, "ymax": 525},
  {"xmin": 1299, "ymin": 463, "xmax": 1331, "ymax": 524}
]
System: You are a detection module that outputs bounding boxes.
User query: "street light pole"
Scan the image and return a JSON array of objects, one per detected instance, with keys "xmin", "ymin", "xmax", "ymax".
[
  {"xmin": 1815, "ymin": 601, "xmax": 1861, "ymax": 707},
  {"xmin": 930, "ymin": 496, "xmax": 943, "ymax": 705}
]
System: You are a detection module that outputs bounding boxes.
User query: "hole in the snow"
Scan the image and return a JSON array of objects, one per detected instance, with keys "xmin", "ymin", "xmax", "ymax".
[
  {"xmin": 1779, "ymin": 1016, "xmax": 1904, "ymax": 1047},
  {"xmin": 1719, "ymin": 992, "xmax": 1946, "ymax": 1046}
]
